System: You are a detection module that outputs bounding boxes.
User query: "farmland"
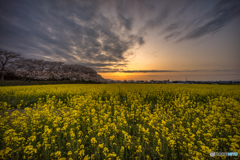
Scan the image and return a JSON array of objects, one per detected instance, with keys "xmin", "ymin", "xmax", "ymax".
[{"xmin": 0, "ymin": 84, "xmax": 240, "ymax": 159}]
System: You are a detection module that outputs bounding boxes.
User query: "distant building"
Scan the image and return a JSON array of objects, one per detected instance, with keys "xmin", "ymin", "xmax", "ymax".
[
  {"xmin": 128, "ymin": 80, "xmax": 135, "ymax": 83},
  {"xmin": 150, "ymin": 80, "xmax": 154, "ymax": 84},
  {"xmin": 163, "ymin": 79, "xmax": 170, "ymax": 84},
  {"xmin": 136, "ymin": 80, "xmax": 145, "ymax": 83}
]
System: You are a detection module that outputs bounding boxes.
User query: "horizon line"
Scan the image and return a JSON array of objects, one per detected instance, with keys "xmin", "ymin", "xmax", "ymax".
[{"xmin": 97, "ymin": 69, "xmax": 240, "ymax": 73}]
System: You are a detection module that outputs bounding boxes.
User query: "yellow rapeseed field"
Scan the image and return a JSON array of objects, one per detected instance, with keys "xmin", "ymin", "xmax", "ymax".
[{"xmin": 0, "ymin": 84, "xmax": 239, "ymax": 159}]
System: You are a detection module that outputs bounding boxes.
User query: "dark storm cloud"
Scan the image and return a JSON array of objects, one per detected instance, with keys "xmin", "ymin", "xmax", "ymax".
[
  {"xmin": 84, "ymin": 27, "xmax": 100, "ymax": 39},
  {"xmin": 0, "ymin": 0, "xmax": 144, "ymax": 67},
  {"xmin": 177, "ymin": 0, "xmax": 240, "ymax": 42}
]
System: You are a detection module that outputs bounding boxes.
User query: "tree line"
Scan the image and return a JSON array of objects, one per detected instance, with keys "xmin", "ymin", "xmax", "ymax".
[{"xmin": 0, "ymin": 49, "xmax": 105, "ymax": 82}]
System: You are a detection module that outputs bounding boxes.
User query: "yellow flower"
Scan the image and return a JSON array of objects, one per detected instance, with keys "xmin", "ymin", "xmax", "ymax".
[
  {"xmin": 110, "ymin": 135, "xmax": 115, "ymax": 141},
  {"xmin": 98, "ymin": 143, "xmax": 104, "ymax": 148},
  {"xmin": 156, "ymin": 146, "xmax": 161, "ymax": 156},
  {"xmin": 91, "ymin": 137, "xmax": 97, "ymax": 144},
  {"xmin": 67, "ymin": 151, "xmax": 72, "ymax": 156},
  {"xmin": 78, "ymin": 139, "xmax": 82, "ymax": 144},
  {"xmin": 66, "ymin": 142, "xmax": 71, "ymax": 148},
  {"xmin": 103, "ymin": 147, "xmax": 109, "ymax": 156},
  {"xmin": 91, "ymin": 154, "xmax": 95, "ymax": 160},
  {"xmin": 146, "ymin": 155, "xmax": 151, "ymax": 160},
  {"xmin": 107, "ymin": 152, "xmax": 117, "ymax": 158},
  {"xmin": 83, "ymin": 155, "xmax": 90, "ymax": 160},
  {"xmin": 55, "ymin": 151, "xmax": 61, "ymax": 158},
  {"xmin": 79, "ymin": 149, "xmax": 85, "ymax": 158},
  {"xmin": 136, "ymin": 145, "xmax": 142, "ymax": 153},
  {"xmin": 80, "ymin": 144, "xmax": 84, "ymax": 149}
]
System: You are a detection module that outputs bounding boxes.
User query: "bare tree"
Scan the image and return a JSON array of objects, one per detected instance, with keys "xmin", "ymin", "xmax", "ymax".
[
  {"xmin": 6, "ymin": 58, "xmax": 25, "ymax": 79},
  {"xmin": 0, "ymin": 49, "xmax": 21, "ymax": 81},
  {"xmin": 60, "ymin": 64, "xmax": 105, "ymax": 82},
  {"xmin": 45, "ymin": 61, "xmax": 64, "ymax": 81},
  {"xmin": 20, "ymin": 58, "xmax": 36, "ymax": 79},
  {"xmin": 0, "ymin": 49, "xmax": 105, "ymax": 82},
  {"xmin": 8, "ymin": 58, "xmax": 25, "ymax": 71},
  {"xmin": 35, "ymin": 59, "xmax": 47, "ymax": 73}
]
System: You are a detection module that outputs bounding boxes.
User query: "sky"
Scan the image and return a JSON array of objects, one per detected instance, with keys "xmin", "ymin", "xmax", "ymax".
[{"xmin": 0, "ymin": 0, "xmax": 240, "ymax": 81}]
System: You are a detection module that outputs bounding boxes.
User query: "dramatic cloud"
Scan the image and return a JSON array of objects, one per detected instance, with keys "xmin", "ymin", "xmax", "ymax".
[
  {"xmin": 0, "ymin": 0, "xmax": 239, "ymax": 74},
  {"xmin": 0, "ymin": 0, "xmax": 144, "ymax": 66},
  {"xmin": 177, "ymin": 0, "xmax": 240, "ymax": 42}
]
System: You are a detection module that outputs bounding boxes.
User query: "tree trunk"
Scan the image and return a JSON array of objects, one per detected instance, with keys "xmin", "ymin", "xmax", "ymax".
[{"xmin": 1, "ymin": 71, "xmax": 4, "ymax": 81}]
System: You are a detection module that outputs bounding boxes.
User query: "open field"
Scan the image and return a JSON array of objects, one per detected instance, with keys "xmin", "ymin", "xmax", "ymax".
[
  {"xmin": 0, "ymin": 80, "xmax": 101, "ymax": 87},
  {"xmin": 0, "ymin": 84, "xmax": 240, "ymax": 159}
]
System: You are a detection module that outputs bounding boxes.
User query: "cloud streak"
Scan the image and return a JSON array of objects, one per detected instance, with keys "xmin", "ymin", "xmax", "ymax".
[
  {"xmin": 97, "ymin": 69, "xmax": 236, "ymax": 73},
  {"xmin": 177, "ymin": 0, "xmax": 240, "ymax": 42}
]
